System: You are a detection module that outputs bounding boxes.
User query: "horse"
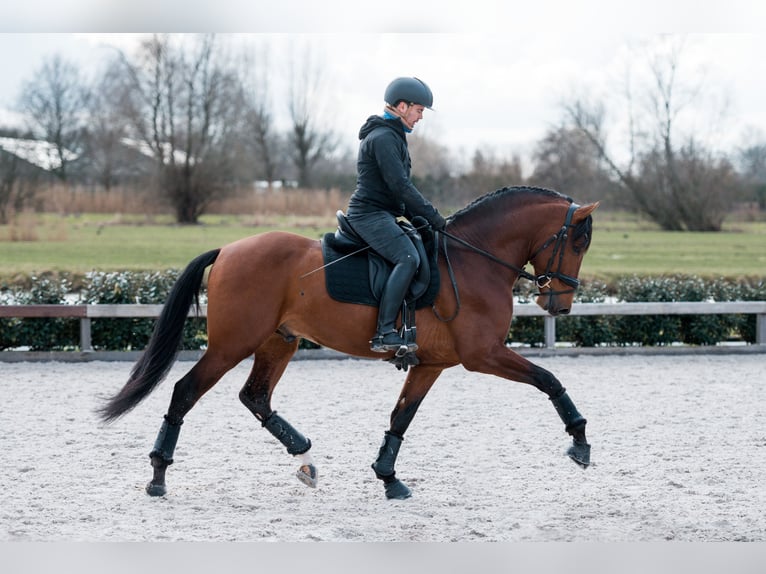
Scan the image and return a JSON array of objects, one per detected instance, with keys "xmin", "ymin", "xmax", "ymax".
[{"xmin": 99, "ymin": 185, "xmax": 599, "ymax": 500}]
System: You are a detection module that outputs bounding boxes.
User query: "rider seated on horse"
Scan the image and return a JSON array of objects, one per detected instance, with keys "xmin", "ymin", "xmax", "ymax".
[{"xmin": 345, "ymin": 76, "xmax": 447, "ymax": 354}]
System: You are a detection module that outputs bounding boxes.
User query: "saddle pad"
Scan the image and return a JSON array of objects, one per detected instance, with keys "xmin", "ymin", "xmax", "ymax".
[{"xmin": 321, "ymin": 233, "xmax": 440, "ymax": 309}]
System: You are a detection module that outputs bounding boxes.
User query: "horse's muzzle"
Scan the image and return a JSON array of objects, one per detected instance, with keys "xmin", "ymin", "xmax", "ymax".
[
  {"xmin": 538, "ymin": 295, "xmax": 571, "ymax": 316},
  {"xmin": 547, "ymin": 306, "xmax": 570, "ymax": 317}
]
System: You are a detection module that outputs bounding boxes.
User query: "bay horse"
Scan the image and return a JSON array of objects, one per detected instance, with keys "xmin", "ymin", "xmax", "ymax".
[{"xmin": 100, "ymin": 186, "xmax": 599, "ymax": 500}]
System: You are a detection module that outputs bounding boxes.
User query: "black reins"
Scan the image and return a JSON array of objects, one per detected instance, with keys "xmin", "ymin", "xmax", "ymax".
[{"xmin": 433, "ymin": 201, "xmax": 581, "ymax": 321}]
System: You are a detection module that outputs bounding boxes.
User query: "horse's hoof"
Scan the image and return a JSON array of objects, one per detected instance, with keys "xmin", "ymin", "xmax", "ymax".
[
  {"xmin": 296, "ymin": 464, "xmax": 318, "ymax": 488},
  {"xmin": 384, "ymin": 479, "xmax": 412, "ymax": 500},
  {"xmin": 567, "ymin": 440, "xmax": 591, "ymax": 468},
  {"xmin": 146, "ymin": 481, "xmax": 167, "ymax": 497}
]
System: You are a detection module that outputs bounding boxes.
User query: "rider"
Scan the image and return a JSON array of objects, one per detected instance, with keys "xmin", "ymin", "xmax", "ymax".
[{"xmin": 346, "ymin": 77, "xmax": 447, "ymax": 353}]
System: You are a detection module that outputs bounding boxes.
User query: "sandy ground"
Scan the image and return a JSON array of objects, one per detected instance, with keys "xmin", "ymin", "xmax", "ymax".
[{"xmin": 1, "ymin": 352, "xmax": 765, "ymax": 543}]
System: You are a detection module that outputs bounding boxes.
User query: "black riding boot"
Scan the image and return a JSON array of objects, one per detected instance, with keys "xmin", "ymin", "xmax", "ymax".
[{"xmin": 371, "ymin": 262, "xmax": 418, "ymax": 353}]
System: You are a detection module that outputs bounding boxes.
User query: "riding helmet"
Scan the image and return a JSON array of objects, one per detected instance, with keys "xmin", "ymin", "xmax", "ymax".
[{"xmin": 384, "ymin": 77, "xmax": 434, "ymax": 110}]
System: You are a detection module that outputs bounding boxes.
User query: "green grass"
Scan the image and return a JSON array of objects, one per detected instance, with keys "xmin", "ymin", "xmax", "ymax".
[
  {"xmin": 586, "ymin": 224, "xmax": 766, "ymax": 280},
  {"xmin": 0, "ymin": 213, "xmax": 334, "ymax": 283},
  {"xmin": 1, "ymin": 212, "xmax": 765, "ymax": 285}
]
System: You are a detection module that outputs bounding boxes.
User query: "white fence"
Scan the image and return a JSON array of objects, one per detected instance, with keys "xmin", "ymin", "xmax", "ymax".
[
  {"xmin": 514, "ymin": 301, "xmax": 766, "ymax": 348},
  {"xmin": 2, "ymin": 301, "xmax": 765, "ymax": 352}
]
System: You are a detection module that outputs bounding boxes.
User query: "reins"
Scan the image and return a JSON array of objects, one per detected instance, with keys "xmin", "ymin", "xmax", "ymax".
[{"xmin": 433, "ymin": 202, "xmax": 581, "ymax": 322}]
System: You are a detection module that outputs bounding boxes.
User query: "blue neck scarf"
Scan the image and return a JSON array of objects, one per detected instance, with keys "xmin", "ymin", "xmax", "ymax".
[{"xmin": 383, "ymin": 110, "xmax": 412, "ymax": 133}]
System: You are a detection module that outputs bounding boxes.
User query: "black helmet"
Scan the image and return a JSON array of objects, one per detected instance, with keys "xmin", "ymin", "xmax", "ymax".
[{"xmin": 384, "ymin": 77, "xmax": 433, "ymax": 110}]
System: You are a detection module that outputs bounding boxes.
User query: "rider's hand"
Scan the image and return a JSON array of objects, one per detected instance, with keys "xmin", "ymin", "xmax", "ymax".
[{"xmin": 430, "ymin": 213, "xmax": 447, "ymax": 231}]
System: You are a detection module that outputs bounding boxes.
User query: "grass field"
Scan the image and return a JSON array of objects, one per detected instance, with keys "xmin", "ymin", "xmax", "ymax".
[{"xmin": 1, "ymin": 211, "xmax": 765, "ymax": 286}]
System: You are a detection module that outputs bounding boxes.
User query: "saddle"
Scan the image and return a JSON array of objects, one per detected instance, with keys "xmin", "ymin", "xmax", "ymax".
[{"xmin": 321, "ymin": 211, "xmax": 441, "ymax": 370}]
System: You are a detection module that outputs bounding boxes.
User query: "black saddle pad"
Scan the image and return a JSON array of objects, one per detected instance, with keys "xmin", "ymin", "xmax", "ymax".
[{"xmin": 321, "ymin": 232, "xmax": 440, "ymax": 309}]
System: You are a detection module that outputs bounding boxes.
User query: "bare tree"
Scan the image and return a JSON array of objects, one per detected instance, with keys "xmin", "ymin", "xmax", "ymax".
[
  {"xmin": 0, "ymin": 135, "xmax": 42, "ymax": 224},
  {"xmin": 529, "ymin": 126, "xmax": 622, "ymax": 206},
  {"xmin": 115, "ymin": 34, "xmax": 242, "ymax": 223},
  {"xmin": 0, "ymin": 153, "xmax": 22, "ymax": 223},
  {"xmin": 17, "ymin": 54, "xmax": 88, "ymax": 182},
  {"xmin": 286, "ymin": 42, "xmax": 338, "ymax": 188},
  {"xmin": 404, "ymin": 133, "xmax": 453, "ymax": 205},
  {"xmin": 737, "ymin": 131, "xmax": 766, "ymax": 210},
  {"xmin": 563, "ymin": 36, "xmax": 735, "ymax": 231},
  {"xmin": 450, "ymin": 146, "xmax": 524, "ymax": 207},
  {"xmin": 83, "ymin": 62, "xmax": 129, "ymax": 190},
  {"xmin": 237, "ymin": 45, "xmax": 283, "ymax": 188}
]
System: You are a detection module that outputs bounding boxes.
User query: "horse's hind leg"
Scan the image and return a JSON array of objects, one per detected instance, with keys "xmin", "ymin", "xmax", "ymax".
[
  {"xmin": 146, "ymin": 352, "xmax": 235, "ymax": 496},
  {"xmin": 238, "ymin": 335, "xmax": 317, "ymax": 487}
]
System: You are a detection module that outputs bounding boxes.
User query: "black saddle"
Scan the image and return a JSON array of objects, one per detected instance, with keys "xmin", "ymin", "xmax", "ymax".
[{"xmin": 321, "ymin": 211, "xmax": 440, "ymax": 309}]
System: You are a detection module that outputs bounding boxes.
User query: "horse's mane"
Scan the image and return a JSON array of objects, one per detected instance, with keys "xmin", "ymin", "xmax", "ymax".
[
  {"xmin": 449, "ymin": 186, "xmax": 573, "ymax": 223},
  {"xmin": 448, "ymin": 185, "xmax": 592, "ymax": 252}
]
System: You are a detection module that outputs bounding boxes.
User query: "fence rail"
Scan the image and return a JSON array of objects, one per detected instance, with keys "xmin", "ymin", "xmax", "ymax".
[
  {"xmin": 2, "ymin": 301, "xmax": 765, "ymax": 351},
  {"xmin": 513, "ymin": 301, "xmax": 766, "ymax": 348}
]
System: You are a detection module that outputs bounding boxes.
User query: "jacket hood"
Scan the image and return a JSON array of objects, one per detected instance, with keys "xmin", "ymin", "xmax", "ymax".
[{"xmin": 358, "ymin": 114, "xmax": 405, "ymax": 141}]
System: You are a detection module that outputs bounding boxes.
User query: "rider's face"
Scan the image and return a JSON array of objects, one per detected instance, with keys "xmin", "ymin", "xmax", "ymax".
[{"xmin": 396, "ymin": 102, "xmax": 426, "ymax": 130}]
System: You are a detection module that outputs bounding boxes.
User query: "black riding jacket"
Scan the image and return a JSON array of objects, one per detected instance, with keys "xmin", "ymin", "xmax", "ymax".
[{"xmin": 348, "ymin": 115, "xmax": 442, "ymax": 227}]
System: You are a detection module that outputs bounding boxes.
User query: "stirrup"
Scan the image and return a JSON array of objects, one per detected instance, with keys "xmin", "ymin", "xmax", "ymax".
[{"xmin": 370, "ymin": 331, "xmax": 418, "ymax": 354}]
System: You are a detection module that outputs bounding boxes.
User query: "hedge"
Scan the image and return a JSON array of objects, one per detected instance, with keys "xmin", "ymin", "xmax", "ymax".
[
  {"xmin": 0, "ymin": 274, "xmax": 80, "ymax": 351},
  {"xmin": 509, "ymin": 275, "xmax": 766, "ymax": 347},
  {"xmin": 0, "ymin": 270, "xmax": 319, "ymax": 351},
  {"xmin": 1, "ymin": 273, "xmax": 764, "ymax": 351}
]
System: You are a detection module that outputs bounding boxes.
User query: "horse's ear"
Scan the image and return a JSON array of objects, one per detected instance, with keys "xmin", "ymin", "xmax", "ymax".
[{"xmin": 573, "ymin": 201, "xmax": 600, "ymax": 222}]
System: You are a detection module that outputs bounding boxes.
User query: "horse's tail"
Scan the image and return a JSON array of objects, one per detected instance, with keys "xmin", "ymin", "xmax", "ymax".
[{"xmin": 98, "ymin": 248, "xmax": 221, "ymax": 423}]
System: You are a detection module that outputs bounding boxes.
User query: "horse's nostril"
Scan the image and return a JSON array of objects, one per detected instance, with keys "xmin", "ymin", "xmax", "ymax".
[{"xmin": 559, "ymin": 308, "xmax": 570, "ymax": 316}]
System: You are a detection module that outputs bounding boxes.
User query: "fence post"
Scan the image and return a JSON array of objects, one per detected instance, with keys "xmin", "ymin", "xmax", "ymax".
[
  {"xmin": 80, "ymin": 318, "xmax": 93, "ymax": 352},
  {"xmin": 544, "ymin": 316, "xmax": 556, "ymax": 348}
]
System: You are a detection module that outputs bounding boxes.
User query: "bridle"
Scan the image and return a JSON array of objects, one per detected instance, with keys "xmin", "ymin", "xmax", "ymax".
[{"xmin": 433, "ymin": 201, "xmax": 582, "ymax": 322}]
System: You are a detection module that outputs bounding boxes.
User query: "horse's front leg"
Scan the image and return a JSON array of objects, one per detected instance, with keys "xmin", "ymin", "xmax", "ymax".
[
  {"xmin": 464, "ymin": 343, "xmax": 591, "ymax": 468},
  {"xmin": 372, "ymin": 365, "xmax": 443, "ymax": 500},
  {"xmin": 548, "ymin": 384, "xmax": 591, "ymax": 467}
]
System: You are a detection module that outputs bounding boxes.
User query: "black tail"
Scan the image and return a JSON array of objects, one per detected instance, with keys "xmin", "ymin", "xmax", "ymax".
[{"xmin": 98, "ymin": 249, "xmax": 221, "ymax": 423}]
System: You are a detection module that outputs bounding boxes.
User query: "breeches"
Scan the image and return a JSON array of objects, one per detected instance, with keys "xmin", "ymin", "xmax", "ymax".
[{"xmin": 346, "ymin": 211, "xmax": 420, "ymax": 270}]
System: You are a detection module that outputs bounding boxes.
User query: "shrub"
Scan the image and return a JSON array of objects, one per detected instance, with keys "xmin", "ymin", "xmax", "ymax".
[
  {"xmin": 1, "ymin": 273, "xmax": 763, "ymax": 351},
  {"xmin": 508, "ymin": 281, "xmax": 544, "ymax": 346},
  {"xmin": 614, "ymin": 275, "xmax": 744, "ymax": 346},
  {"xmin": 675, "ymin": 276, "xmax": 738, "ymax": 345},
  {"xmin": 732, "ymin": 278, "xmax": 766, "ymax": 344},
  {"xmin": 612, "ymin": 276, "xmax": 683, "ymax": 345},
  {"xmin": 0, "ymin": 274, "xmax": 79, "ymax": 350},
  {"xmin": 82, "ymin": 270, "xmax": 208, "ymax": 351},
  {"xmin": 557, "ymin": 279, "xmax": 616, "ymax": 347},
  {"xmin": 507, "ymin": 275, "xmax": 762, "ymax": 347}
]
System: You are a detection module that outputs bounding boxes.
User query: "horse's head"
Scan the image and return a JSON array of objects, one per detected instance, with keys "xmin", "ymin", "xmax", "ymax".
[
  {"xmin": 528, "ymin": 201, "xmax": 599, "ymax": 316},
  {"xmin": 446, "ymin": 186, "xmax": 599, "ymax": 317}
]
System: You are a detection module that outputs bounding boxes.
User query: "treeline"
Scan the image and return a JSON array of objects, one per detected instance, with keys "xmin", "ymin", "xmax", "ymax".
[{"xmin": 1, "ymin": 34, "xmax": 765, "ymax": 230}]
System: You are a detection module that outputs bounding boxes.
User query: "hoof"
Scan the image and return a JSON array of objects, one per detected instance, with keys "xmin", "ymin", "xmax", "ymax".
[
  {"xmin": 296, "ymin": 464, "xmax": 318, "ymax": 488},
  {"xmin": 384, "ymin": 479, "xmax": 412, "ymax": 500},
  {"xmin": 145, "ymin": 481, "xmax": 167, "ymax": 497},
  {"xmin": 567, "ymin": 440, "xmax": 591, "ymax": 468}
]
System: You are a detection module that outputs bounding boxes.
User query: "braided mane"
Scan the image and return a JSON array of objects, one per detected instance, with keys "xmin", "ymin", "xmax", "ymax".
[
  {"xmin": 447, "ymin": 185, "xmax": 591, "ymax": 252},
  {"xmin": 449, "ymin": 186, "xmax": 573, "ymax": 225}
]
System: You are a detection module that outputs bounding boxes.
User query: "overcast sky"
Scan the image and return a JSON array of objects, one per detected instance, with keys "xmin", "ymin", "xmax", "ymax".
[{"xmin": 2, "ymin": 2, "xmax": 765, "ymax": 168}]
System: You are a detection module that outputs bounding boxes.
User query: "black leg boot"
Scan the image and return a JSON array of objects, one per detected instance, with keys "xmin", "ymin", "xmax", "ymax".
[{"xmin": 371, "ymin": 262, "xmax": 418, "ymax": 353}]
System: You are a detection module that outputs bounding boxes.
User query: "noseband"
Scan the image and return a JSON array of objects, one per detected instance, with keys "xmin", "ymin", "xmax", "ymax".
[{"xmin": 435, "ymin": 201, "xmax": 581, "ymax": 321}]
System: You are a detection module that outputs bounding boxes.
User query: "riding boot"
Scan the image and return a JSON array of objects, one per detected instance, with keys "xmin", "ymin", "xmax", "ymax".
[{"xmin": 371, "ymin": 262, "xmax": 418, "ymax": 353}]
